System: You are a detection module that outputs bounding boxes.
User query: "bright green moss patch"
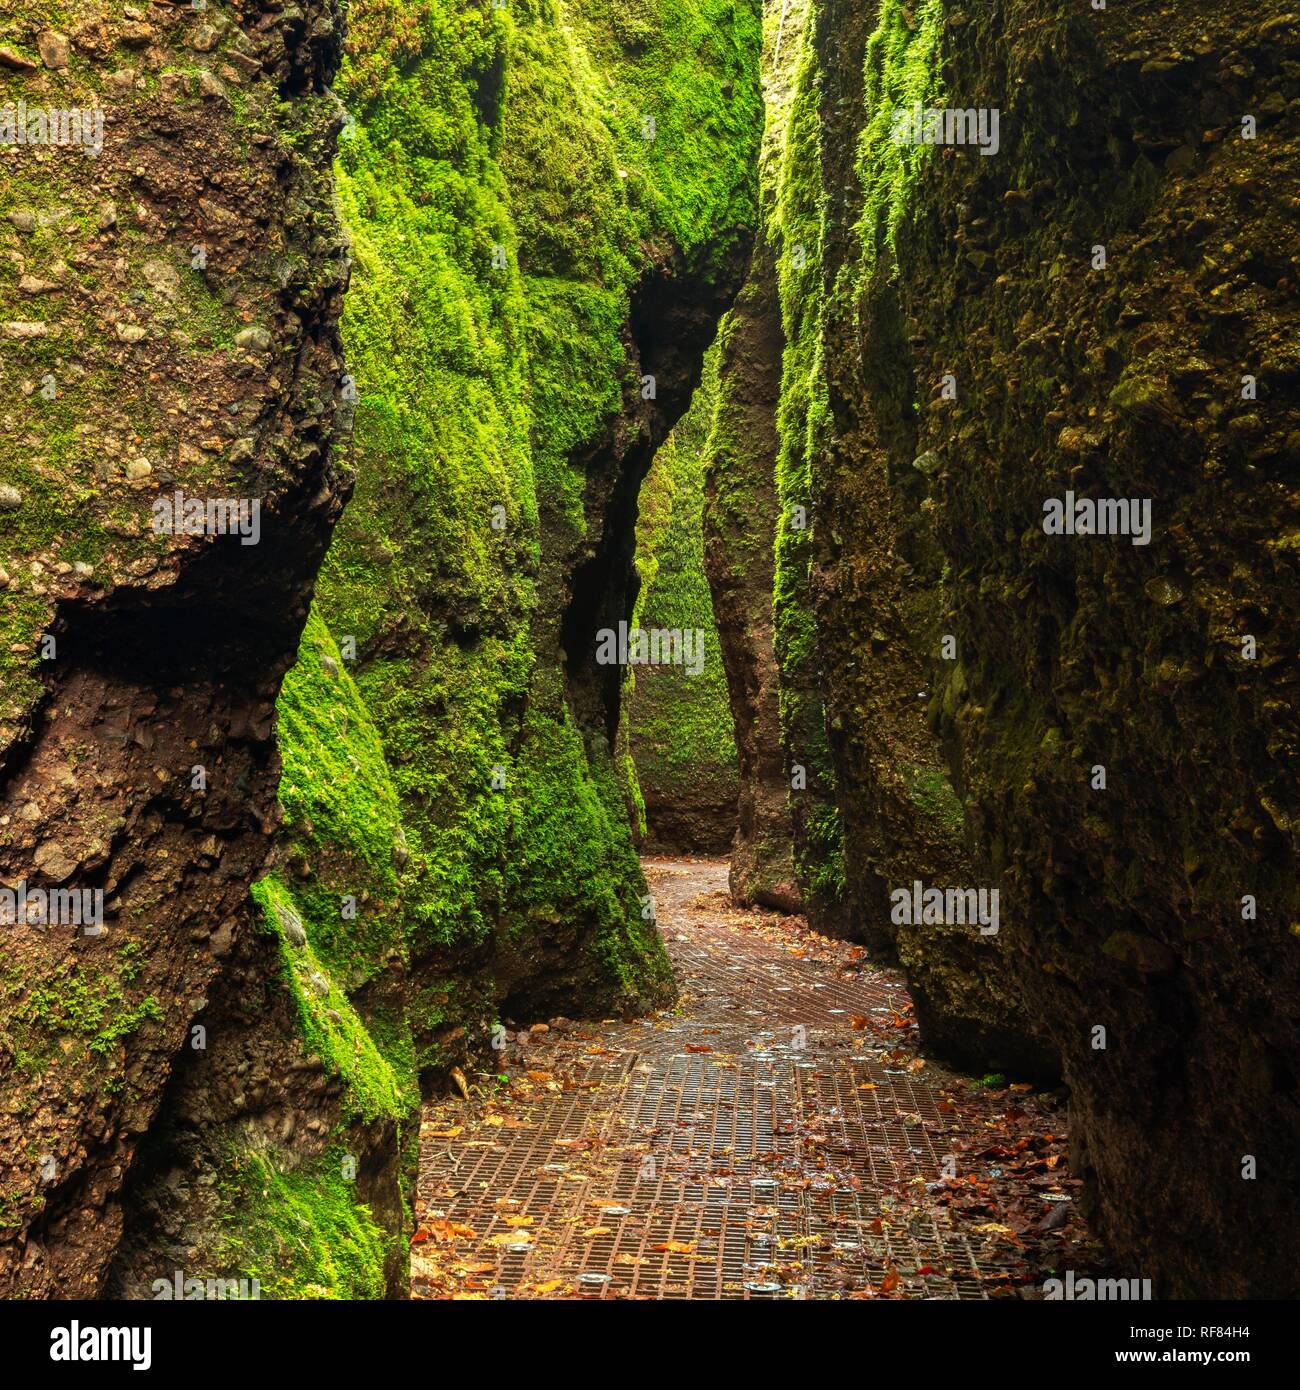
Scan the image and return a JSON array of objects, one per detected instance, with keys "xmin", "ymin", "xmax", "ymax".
[
  {"xmin": 628, "ymin": 348, "xmax": 739, "ymax": 837},
  {"xmin": 1, "ymin": 943, "xmax": 163, "ymax": 1084},
  {"xmin": 251, "ymin": 875, "xmax": 410, "ymax": 1127},
  {"xmin": 277, "ymin": 612, "xmax": 404, "ymax": 888},
  {"xmin": 857, "ymin": 0, "xmax": 946, "ymax": 269},
  {"xmin": 770, "ymin": 10, "xmax": 845, "ymax": 912},
  {"xmin": 220, "ymin": 1149, "xmax": 392, "ymax": 1300}
]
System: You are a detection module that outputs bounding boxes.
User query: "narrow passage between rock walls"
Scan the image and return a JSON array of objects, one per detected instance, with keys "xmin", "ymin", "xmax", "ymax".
[{"xmin": 412, "ymin": 858, "xmax": 1101, "ymax": 1300}]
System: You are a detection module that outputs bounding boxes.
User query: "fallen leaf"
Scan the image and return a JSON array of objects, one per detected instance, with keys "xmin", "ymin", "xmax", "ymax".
[{"xmin": 488, "ymin": 1230, "xmax": 533, "ymax": 1247}]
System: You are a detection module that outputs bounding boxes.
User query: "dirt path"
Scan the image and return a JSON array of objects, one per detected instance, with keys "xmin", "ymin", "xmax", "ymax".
[{"xmin": 411, "ymin": 858, "xmax": 1097, "ymax": 1299}]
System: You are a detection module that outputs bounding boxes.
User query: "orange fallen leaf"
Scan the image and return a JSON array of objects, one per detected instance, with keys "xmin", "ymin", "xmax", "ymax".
[
  {"xmin": 423, "ymin": 1219, "xmax": 477, "ymax": 1242},
  {"xmin": 652, "ymin": 1240, "xmax": 696, "ymax": 1254},
  {"xmin": 503, "ymin": 1215, "xmax": 534, "ymax": 1228},
  {"xmin": 532, "ymin": 1279, "xmax": 568, "ymax": 1294},
  {"xmin": 880, "ymin": 1266, "xmax": 900, "ymax": 1293},
  {"xmin": 488, "ymin": 1230, "xmax": 533, "ymax": 1247},
  {"xmin": 582, "ymin": 1226, "xmax": 612, "ymax": 1238}
]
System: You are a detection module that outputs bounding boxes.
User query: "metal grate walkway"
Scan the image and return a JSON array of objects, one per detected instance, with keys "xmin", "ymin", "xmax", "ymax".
[{"xmin": 412, "ymin": 859, "xmax": 1068, "ymax": 1300}]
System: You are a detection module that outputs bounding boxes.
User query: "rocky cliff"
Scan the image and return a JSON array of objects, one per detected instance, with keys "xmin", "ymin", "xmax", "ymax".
[
  {"xmin": 0, "ymin": 0, "xmax": 762, "ymax": 1297},
  {"xmin": 796, "ymin": 0, "xmax": 1300, "ymax": 1294},
  {"xmin": 626, "ymin": 352, "xmax": 740, "ymax": 856},
  {"xmin": 0, "ymin": 0, "xmax": 353, "ymax": 1296}
]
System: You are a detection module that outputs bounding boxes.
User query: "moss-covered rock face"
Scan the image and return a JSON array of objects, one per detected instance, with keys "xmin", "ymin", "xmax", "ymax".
[
  {"xmin": 766, "ymin": 0, "xmax": 1050, "ymax": 1076},
  {"xmin": 698, "ymin": 4, "xmax": 802, "ymax": 912},
  {"xmin": 767, "ymin": 0, "xmax": 848, "ymax": 930},
  {"xmin": 309, "ymin": 0, "xmax": 761, "ymax": 1077},
  {"xmin": 816, "ymin": 0, "xmax": 1300, "ymax": 1294},
  {"xmin": 627, "ymin": 350, "xmax": 740, "ymax": 855},
  {"xmin": 107, "ymin": 612, "xmax": 418, "ymax": 1299},
  {"xmin": 0, "ymin": 0, "xmax": 352, "ymax": 1296},
  {"xmin": 0, "ymin": 0, "xmax": 762, "ymax": 1299}
]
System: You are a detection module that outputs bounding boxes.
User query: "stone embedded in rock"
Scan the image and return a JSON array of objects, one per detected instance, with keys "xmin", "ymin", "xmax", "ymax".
[
  {"xmin": 234, "ymin": 326, "xmax": 272, "ymax": 351},
  {"xmin": 141, "ymin": 260, "xmax": 181, "ymax": 299},
  {"xmin": 33, "ymin": 840, "xmax": 78, "ymax": 883},
  {"xmin": 37, "ymin": 30, "xmax": 70, "ymax": 69},
  {"xmin": 275, "ymin": 902, "xmax": 308, "ymax": 948},
  {"xmin": 0, "ymin": 46, "xmax": 38, "ymax": 73}
]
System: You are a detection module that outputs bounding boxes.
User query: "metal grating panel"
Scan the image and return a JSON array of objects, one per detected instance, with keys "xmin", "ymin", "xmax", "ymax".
[{"xmin": 412, "ymin": 859, "xmax": 1069, "ymax": 1300}]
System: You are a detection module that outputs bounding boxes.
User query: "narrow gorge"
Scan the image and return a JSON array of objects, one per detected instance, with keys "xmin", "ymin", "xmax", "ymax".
[{"xmin": 0, "ymin": 0, "xmax": 1296, "ymax": 1329}]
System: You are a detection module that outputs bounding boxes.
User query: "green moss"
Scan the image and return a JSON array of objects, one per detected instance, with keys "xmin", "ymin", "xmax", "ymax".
[
  {"xmin": 1, "ymin": 944, "xmax": 164, "ymax": 1084},
  {"xmin": 250, "ymin": 875, "xmax": 410, "ymax": 1126},
  {"xmin": 770, "ymin": 8, "xmax": 845, "ymax": 914},
  {"xmin": 903, "ymin": 763, "xmax": 966, "ymax": 838},
  {"xmin": 219, "ymin": 1149, "xmax": 392, "ymax": 1300},
  {"xmin": 856, "ymin": 0, "xmax": 946, "ymax": 271},
  {"xmin": 294, "ymin": 0, "xmax": 759, "ymax": 1056},
  {"xmin": 628, "ymin": 347, "xmax": 739, "ymax": 827}
]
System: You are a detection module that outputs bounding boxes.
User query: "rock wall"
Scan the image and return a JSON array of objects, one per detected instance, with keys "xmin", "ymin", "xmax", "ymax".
[
  {"xmin": 700, "ymin": 0, "xmax": 817, "ymax": 916},
  {"xmin": 627, "ymin": 353, "xmax": 740, "ymax": 856},
  {"xmin": 0, "ymin": 0, "xmax": 763, "ymax": 1297},
  {"xmin": 810, "ymin": 0, "xmax": 1300, "ymax": 1294},
  {"xmin": 784, "ymin": 0, "xmax": 1051, "ymax": 1074},
  {"xmin": 0, "ymin": 0, "xmax": 352, "ymax": 1295}
]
